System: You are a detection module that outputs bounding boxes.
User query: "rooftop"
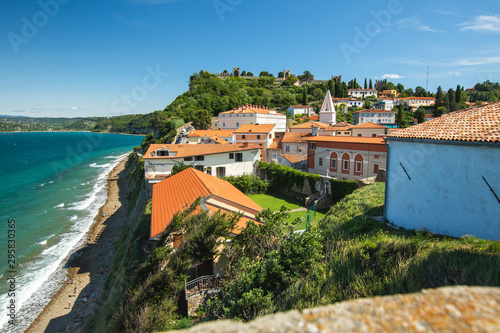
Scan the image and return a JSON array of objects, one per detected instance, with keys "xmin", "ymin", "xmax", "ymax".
[
  {"xmin": 151, "ymin": 168, "xmax": 262, "ymax": 238},
  {"xmin": 220, "ymin": 104, "xmax": 282, "ymax": 115},
  {"xmin": 234, "ymin": 124, "xmax": 276, "ymax": 133},
  {"xmin": 281, "ymin": 131, "xmax": 311, "ymax": 143},
  {"xmin": 289, "ymin": 105, "xmax": 313, "ymax": 109},
  {"xmin": 304, "ymin": 136, "xmax": 385, "ymax": 145},
  {"xmin": 397, "ymin": 97, "xmax": 436, "ymax": 101},
  {"xmin": 387, "ymin": 101, "xmax": 500, "ymax": 143},
  {"xmin": 354, "ymin": 109, "xmax": 396, "ymax": 114},
  {"xmin": 351, "ymin": 122, "xmax": 387, "ymax": 129},
  {"xmin": 290, "ymin": 121, "xmax": 334, "ymax": 130},
  {"xmin": 280, "ymin": 154, "xmax": 308, "ymax": 163},
  {"xmin": 144, "ymin": 143, "xmax": 261, "ymax": 159}
]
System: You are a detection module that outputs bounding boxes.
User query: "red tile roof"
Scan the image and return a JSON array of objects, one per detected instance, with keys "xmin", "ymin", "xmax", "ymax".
[
  {"xmin": 304, "ymin": 136, "xmax": 385, "ymax": 145},
  {"xmin": 289, "ymin": 105, "xmax": 313, "ymax": 109},
  {"xmin": 352, "ymin": 122, "xmax": 387, "ymax": 129},
  {"xmin": 151, "ymin": 168, "xmax": 262, "ymax": 238},
  {"xmin": 397, "ymin": 97, "xmax": 436, "ymax": 101},
  {"xmin": 234, "ymin": 124, "xmax": 276, "ymax": 133},
  {"xmin": 387, "ymin": 101, "xmax": 500, "ymax": 143},
  {"xmin": 282, "ymin": 132, "xmax": 311, "ymax": 143},
  {"xmin": 280, "ymin": 154, "xmax": 308, "ymax": 163},
  {"xmin": 290, "ymin": 121, "xmax": 334, "ymax": 130},
  {"xmin": 309, "ymin": 115, "xmax": 319, "ymax": 121},
  {"xmin": 219, "ymin": 104, "xmax": 279, "ymax": 115},
  {"xmin": 144, "ymin": 143, "xmax": 261, "ymax": 159},
  {"xmin": 353, "ymin": 109, "xmax": 395, "ymax": 114}
]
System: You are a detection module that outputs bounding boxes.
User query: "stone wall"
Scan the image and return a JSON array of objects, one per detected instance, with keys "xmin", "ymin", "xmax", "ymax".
[{"xmin": 171, "ymin": 286, "xmax": 500, "ymax": 333}]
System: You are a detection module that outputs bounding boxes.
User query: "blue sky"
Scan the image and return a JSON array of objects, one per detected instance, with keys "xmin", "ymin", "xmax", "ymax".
[{"xmin": 1, "ymin": 0, "xmax": 500, "ymax": 117}]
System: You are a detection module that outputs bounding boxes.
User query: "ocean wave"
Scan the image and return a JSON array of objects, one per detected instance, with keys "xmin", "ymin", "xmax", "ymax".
[
  {"xmin": 55, "ymin": 203, "xmax": 65, "ymax": 208},
  {"xmin": 39, "ymin": 234, "xmax": 54, "ymax": 246},
  {"xmin": 70, "ymin": 215, "xmax": 77, "ymax": 221},
  {"xmin": 89, "ymin": 162, "xmax": 111, "ymax": 168}
]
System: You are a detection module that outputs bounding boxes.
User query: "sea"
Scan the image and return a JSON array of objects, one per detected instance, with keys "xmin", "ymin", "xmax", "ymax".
[{"xmin": 0, "ymin": 132, "xmax": 144, "ymax": 332}]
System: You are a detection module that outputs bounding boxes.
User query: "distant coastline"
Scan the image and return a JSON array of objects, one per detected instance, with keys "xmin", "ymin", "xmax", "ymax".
[{"xmin": 0, "ymin": 130, "xmax": 146, "ymax": 136}]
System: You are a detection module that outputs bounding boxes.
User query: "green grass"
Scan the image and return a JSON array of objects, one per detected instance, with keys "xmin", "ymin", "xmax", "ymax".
[
  {"xmin": 290, "ymin": 209, "xmax": 328, "ymax": 230},
  {"xmin": 248, "ymin": 192, "xmax": 303, "ymax": 212}
]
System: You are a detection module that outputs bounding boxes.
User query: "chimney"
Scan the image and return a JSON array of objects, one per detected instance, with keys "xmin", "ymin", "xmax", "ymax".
[
  {"xmin": 312, "ymin": 125, "xmax": 318, "ymax": 136},
  {"xmin": 242, "ymin": 141, "xmax": 248, "ymax": 147}
]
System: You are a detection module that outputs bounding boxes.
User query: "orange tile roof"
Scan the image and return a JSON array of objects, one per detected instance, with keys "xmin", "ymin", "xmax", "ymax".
[
  {"xmin": 189, "ymin": 130, "xmax": 234, "ymax": 137},
  {"xmin": 234, "ymin": 124, "xmax": 275, "ymax": 133},
  {"xmin": 144, "ymin": 143, "xmax": 261, "ymax": 159},
  {"xmin": 309, "ymin": 115, "xmax": 319, "ymax": 121},
  {"xmin": 387, "ymin": 101, "xmax": 500, "ymax": 143},
  {"xmin": 397, "ymin": 97, "xmax": 436, "ymax": 101},
  {"xmin": 282, "ymin": 132, "xmax": 311, "ymax": 143},
  {"xmin": 219, "ymin": 104, "xmax": 278, "ymax": 115},
  {"xmin": 290, "ymin": 121, "xmax": 334, "ymax": 130},
  {"xmin": 289, "ymin": 105, "xmax": 313, "ymax": 108},
  {"xmin": 268, "ymin": 138, "xmax": 282, "ymax": 149},
  {"xmin": 333, "ymin": 122, "xmax": 352, "ymax": 129},
  {"xmin": 304, "ymin": 136, "xmax": 385, "ymax": 145},
  {"xmin": 280, "ymin": 154, "xmax": 308, "ymax": 163},
  {"xmin": 352, "ymin": 122, "xmax": 387, "ymax": 129},
  {"xmin": 151, "ymin": 168, "xmax": 262, "ymax": 238},
  {"xmin": 207, "ymin": 136, "xmax": 230, "ymax": 144}
]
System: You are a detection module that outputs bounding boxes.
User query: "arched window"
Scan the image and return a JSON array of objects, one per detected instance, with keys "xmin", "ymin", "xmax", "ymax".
[
  {"xmin": 330, "ymin": 152, "xmax": 338, "ymax": 172},
  {"xmin": 354, "ymin": 154, "xmax": 364, "ymax": 176},
  {"xmin": 341, "ymin": 153, "xmax": 350, "ymax": 174}
]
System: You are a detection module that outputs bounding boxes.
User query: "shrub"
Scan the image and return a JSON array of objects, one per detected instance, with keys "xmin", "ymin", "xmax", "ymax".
[
  {"xmin": 223, "ymin": 175, "xmax": 268, "ymax": 194},
  {"xmin": 330, "ymin": 178, "xmax": 358, "ymax": 203}
]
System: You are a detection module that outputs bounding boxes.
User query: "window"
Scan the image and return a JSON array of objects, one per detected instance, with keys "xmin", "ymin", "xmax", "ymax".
[
  {"xmin": 330, "ymin": 152, "xmax": 337, "ymax": 172},
  {"xmin": 229, "ymin": 153, "xmax": 234, "ymax": 159},
  {"xmin": 216, "ymin": 167, "xmax": 226, "ymax": 177},
  {"xmin": 195, "ymin": 156, "xmax": 204, "ymax": 161},
  {"xmin": 310, "ymin": 142, "xmax": 316, "ymax": 150},
  {"xmin": 341, "ymin": 153, "xmax": 350, "ymax": 174},
  {"xmin": 157, "ymin": 150, "xmax": 169, "ymax": 156},
  {"xmin": 236, "ymin": 122, "xmax": 239, "ymax": 127},
  {"xmin": 242, "ymin": 135, "xmax": 246, "ymax": 139},
  {"xmin": 374, "ymin": 164, "xmax": 379, "ymax": 173},
  {"xmin": 184, "ymin": 157, "xmax": 193, "ymax": 161},
  {"xmin": 235, "ymin": 153, "xmax": 243, "ymax": 162},
  {"xmin": 354, "ymin": 154, "xmax": 363, "ymax": 175},
  {"xmin": 195, "ymin": 165, "xmax": 204, "ymax": 171},
  {"xmin": 222, "ymin": 122, "xmax": 225, "ymax": 127},
  {"xmin": 356, "ymin": 161, "xmax": 362, "ymax": 172},
  {"xmin": 285, "ymin": 145, "xmax": 290, "ymax": 152},
  {"xmin": 272, "ymin": 154, "xmax": 277, "ymax": 159},
  {"xmin": 331, "ymin": 159, "xmax": 337, "ymax": 169},
  {"xmin": 358, "ymin": 134, "xmax": 362, "ymax": 137},
  {"xmin": 257, "ymin": 135, "xmax": 261, "ymax": 139},
  {"xmin": 319, "ymin": 158, "xmax": 323, "ymax": 166},
  {"xmin": 206, "ymin": 166, "xmax": 212, "ymax": 175},
  {"xmin": 372, "ymin": 134, "xmax": 377, "ymax": 137}
]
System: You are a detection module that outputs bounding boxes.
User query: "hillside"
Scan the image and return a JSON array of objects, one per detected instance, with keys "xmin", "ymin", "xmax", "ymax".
[{"xmin": 92, "ymin": 174, "xmax": 499, "ymax": 332}]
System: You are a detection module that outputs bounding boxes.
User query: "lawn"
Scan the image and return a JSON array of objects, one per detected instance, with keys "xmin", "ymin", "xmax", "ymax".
[
  {"xmin": 247, "ymin": 192, "xmax": 327, "ymax": 230},
  {"xmin": 247, "ymin": 192, "xmax": 303, "ymax": 212}
]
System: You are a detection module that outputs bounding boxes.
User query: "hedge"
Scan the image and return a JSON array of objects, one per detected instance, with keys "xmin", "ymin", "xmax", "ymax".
[
  {"xmin": 330, "ymin": 178, "xmax": 358, "ymax": 203},
  {"xmin": 258, "ymin": 161, "xmax": 320, "ymax": 192}
]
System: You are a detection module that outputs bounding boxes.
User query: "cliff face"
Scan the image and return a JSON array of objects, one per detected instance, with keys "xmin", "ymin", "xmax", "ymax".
[{"xmin": 172, "ymin": 286, "xmax": 500, "ymax": 333}]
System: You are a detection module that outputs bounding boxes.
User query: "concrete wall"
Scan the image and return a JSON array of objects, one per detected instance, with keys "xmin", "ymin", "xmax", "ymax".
[
  {"xmin": 386, "ymin": 140, "xmax": 500, "ymax": 241},
  {"xmin": 351, "ymin": 128, "xmax": 386, "ymax": 137}
]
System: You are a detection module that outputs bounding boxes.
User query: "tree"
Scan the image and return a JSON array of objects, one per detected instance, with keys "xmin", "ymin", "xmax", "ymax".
[
  {"xmin": 328, "ymin": 79, "xmax": 335, "ymax": 96},
  {"xmin": 241, "ymin": 70, "xmax": 247, "ymax": 76},
  {"xmin": 363, "ymin": 100, "xmax": 372, "ymax": 109},
  {"xmin": 223, "ymin": 69, "xmax": 228, "ymax": 74},
  {"xmin": 259, "ymin": 71, "xmax": 270, "ymax": 77},
  {"xmin": 434, "ymin": 86, "xmax": 444, "ymax": 112},
  {"xmin": 396, "ymin": 83, "xmax": 405, "ymax": 93},
  {"xmin": 302, "ymin": 88, "xmax": 308, "ymax": 105},
  {"xmin": 278, "ymin": 71, "xmax": 284, "ymax": 78},
  {"xmin": 396, "ymin": 104, "xmax": 404, "ymax": 126},
  {"xmin": 171, "ymin": 162, "xmax": 192, "ymax": 175},
  {"xmin": 415, "ymin": 107, "xmax": 426, "ymax": 123},
  {"xmin": 455, "ymin": 85, "xmax": 462, "ymax": 104},
  {"xmin": 434, "ymin": 106, "xmax": 448, "ymax": 117},
  {"xmin": 247, "ymin": 72, "xmax": 254, "ymax": 77},
  {"xmin": 298, "ymin": 71, "xmax": 314, "ymax": 84},
  {"xmin": 447, "ymin": 89, "xmax": 457, "ymax": 112},
  {"xmin": 282, "ymin": 75, "xmax": 298, "ymax": 86},
  {"xmin": 364, "ymin": 78, "xmax": 368, "ymax": 89},
  {"xmin": 192, "ymin": 109, "xmax": 211, "ymax": 130},
  {"xmin": 415, "ymin": 86, "xmax": 427, "ymax": 97},
  {"xmin": 312, "ymin": 87, "xmax": 323, "ymax": 100},
  {"xmin": 369, "ymin": 79, "xmax": 373, "ymax": 89}
]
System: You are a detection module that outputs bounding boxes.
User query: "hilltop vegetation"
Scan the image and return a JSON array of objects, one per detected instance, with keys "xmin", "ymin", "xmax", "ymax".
[{"xmin": 0, "ymin": 116, "xmax": 106, "ymax": 132}]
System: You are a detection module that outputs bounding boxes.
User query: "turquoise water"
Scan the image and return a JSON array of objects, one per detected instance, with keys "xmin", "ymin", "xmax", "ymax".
[{"xmin": 0, "ymin": 132, "xmax": 144, "ymax": 331}]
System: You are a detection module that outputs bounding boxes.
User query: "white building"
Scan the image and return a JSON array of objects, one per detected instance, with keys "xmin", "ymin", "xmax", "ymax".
[
  {"xmin": 188, "ymin": 130, "xmax": 234, "ymax": 144},
  {"xmin": 332, "ymin": 98, "xmax": 364, "ymax": 108},
  {"xmin": 395, "ymin": 97, "xmax": 435, "ymax": 111},
  {"xmin": 350, "ymin": 122, "xmax": 387, "ymax": 137},
  {"xmin": 143, "ymin": 143, "xmax": 262, "ymax": 190},
  {"xmin": 288, "ymin": 105, "xmax": 314, "ymax": 117},
  {"xmin": 218, "ymin": 104, "xmax": 287, "ymax": 132},
  {"xmin": 385, "ymin": 101, "xmax": 500, "ymax": 241},
  {"xmin": 319, "ymin": 90, "xmax": 337, "ymax": 127},
  {"xmin": 374, "ymin": 98, "xmax": 395, "ymax": 111},
  {"xmin": 353, "ymin": 109, "xmax": 396, "ymax": 125},
  {"xmin": 348, "ymin": 88, "xmax": 378, "ymax": 99}
]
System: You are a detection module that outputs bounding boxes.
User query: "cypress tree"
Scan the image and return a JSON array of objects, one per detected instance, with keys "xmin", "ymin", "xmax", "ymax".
[
  {"xmin": 303, "ymin": 88, "xmax": 308, "ymax": 105},
  {"xmin": 364, "ymin": 78, "xmax": 367, "ymax": 89},
  {"xmin": 369, "ymin": 79, "xmax": 373, "ymax": 89}
]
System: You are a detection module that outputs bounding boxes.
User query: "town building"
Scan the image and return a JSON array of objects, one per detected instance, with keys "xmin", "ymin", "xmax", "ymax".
[
  {"xmin": 353, "ymin": 109, "xmax": 396, "ymax": 125},
  {"xmin": 378, "ymin": 90, "xmax": 399, "ymax": 99},
  {"xmin": 319, "ymin": 90, "xmax": 337, "ymax": 127},
  {"xmin": 350, "ymin": 122, "xmax": 387, "ymax": 137},
  {"xmin": 288, "ymin": 105, "xmax": 315, "ymax": 117},
  {"xmin": 348, "ymin": 88, "xmax": 378, "ymax": 99},
  {"xmin": 332, "ymin": 122, "xmax": 353, "ymax": 136},
  {"xmin": 332, "ymin": 98, "xmax": 364, "ymax": 108},
  {"xmin": 384, "ymin": 101, "xmax": 500, "ymax": 241},
  {"xmin": 306, "ymin": 136, "xmax": 387, "ymax": 181},
  {"xmin": 188, "ymin": 129, "xmax": 234, "ymax": 144},
  {"xmin": 143, "ymin": 143, "xmax": 262, "ymax": 191},
  {"xmin": 233, "ymin": 124, "xmax": 276, "ymax": 162},
  {"xmin": 278, "ymin": 154, "xmax": 308, "ymax": 171},
  {"xmin": 289, "ymin": 121, "xmax": 335, "ymax": 136},
  {"xmin": 374, "ymin": 98, "xmax": 395, "ymax": 111},
  {"xmin": 218, "ymin": 104, "xmax": 287, "ymax": 132},
  {"xmin": 150, "ymin": 168, "xmax": 263, "ymax": 278},
  {"xmin": 395, "ymin": 97, "xmax": 436, "ymax": 111}
]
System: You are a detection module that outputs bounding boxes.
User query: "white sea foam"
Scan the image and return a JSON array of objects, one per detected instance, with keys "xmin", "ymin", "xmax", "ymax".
[
  {"xmin": 55, "ymin": 203, "xmax": 65, "ymax": 208},
  {"xmin": 0, "ymin": 154, "xmax": 128, "ymax": 332},
  {"xmin": 89, "ymin": 162, "xmax": 111, "ymax": 168}
]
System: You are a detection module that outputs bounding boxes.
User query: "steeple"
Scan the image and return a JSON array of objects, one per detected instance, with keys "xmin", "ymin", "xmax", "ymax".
[{"xmin": 319, "ymin": 90, "xmax": 337, "ymax": 126}]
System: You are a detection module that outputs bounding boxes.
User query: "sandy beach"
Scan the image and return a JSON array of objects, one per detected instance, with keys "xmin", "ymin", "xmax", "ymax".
[{"xmin": 26, "ymin": 158, "xmax": 131, "ymax": 333}]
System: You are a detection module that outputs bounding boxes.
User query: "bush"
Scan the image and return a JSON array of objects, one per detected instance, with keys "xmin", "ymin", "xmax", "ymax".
[
  {"xmin": 223, "ymin": 175, "xmax": 268, "ymax": 194},
  {"xmin": 258, "ymin": 161, "xmax": 320, "ymax": 192},
  {"xmin": 330, "ymin": 179, "xmax": 358, "ymax": 203}
]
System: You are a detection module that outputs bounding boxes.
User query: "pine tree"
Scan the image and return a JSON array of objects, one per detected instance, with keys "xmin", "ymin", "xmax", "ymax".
[{"xmin": 434, "ymin": 86, "xmax": 443, "ymax": 112}]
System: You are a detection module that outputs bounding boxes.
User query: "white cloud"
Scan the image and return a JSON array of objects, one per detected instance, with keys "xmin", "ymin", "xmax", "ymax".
[
  {"xmin": 394, "ymin": 16, "xmax": 444, "ymax": 33},
  {"xmin": 380, "ymin": 73, "xmax": 404, "ymax": 79},
  {"xmin": 446, "ymin": 71, "xmax": 462, "ymax": 77},
  {"xmin": 460, "ymin": 15, "xmax": 500, "ymax": 33},
  {"xmin": 71, "ymin": 106, "xmax": 79, "ymax": 110}
]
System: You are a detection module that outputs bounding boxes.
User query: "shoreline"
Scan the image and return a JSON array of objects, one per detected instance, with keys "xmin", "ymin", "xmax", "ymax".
[
  {"xmin": 0, "ymin": 130, "xmax": 146, "ymax": 136},
  {"xmin": 26, "ymin": 157, "xmax": 132, "ymax": 333}
]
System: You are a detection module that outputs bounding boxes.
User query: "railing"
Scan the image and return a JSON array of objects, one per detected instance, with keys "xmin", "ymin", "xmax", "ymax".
[{"xmin": 185, "ymin": 275, "xmax": 224, "ymax": 300}]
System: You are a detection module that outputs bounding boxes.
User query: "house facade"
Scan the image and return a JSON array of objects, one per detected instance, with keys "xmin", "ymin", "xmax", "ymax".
[
  {"xmin": 350, "ymin": 122, "xmax": 387, "ymax": 137},
  {"xmin": 353, "ymin": 109, "xmax": 396, "ymax": 125},
  {"xmin": 348, "ymin": 88, "xmax": 378, "ymax": 99},
  {"xmin": 290, "ymin": 121, "xmax": 335, "ymax": 136},
  {"xmin": 288, "ymin": 105, "xmax": 314, "ymax": 117},
  {"xmin": 188, "ymin": 130, "xmax": 234, "ymax": 144},
  {"xmin": 395, "ymin": 97, "xmax": 436, "ymax": 111},
  {"xmin": 385, "ymin": 102, "xmax": 500, "ymax": 241},
  {"xmin": 218, "ymin": 104, "xmax": 287, "ymax": 132},
  {"xmin": 306, "ymin": 136, "xmax": 387, "ymax": 181},
  {"xmin": 332, "ymin": 98, "xmax": 364, "ymax": 108},
  {"xmin": 233, "ymin": 124, "xmax": 276, "ymax": 162},
  {"xmin": 143, "ymin": 143, "xmax": 262, "ymax": 190}
]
